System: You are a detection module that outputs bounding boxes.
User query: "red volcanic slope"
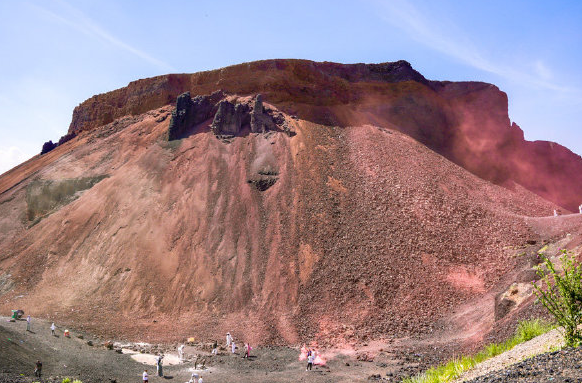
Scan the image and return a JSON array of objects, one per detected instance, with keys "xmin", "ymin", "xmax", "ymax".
[
  {"xmin": 66, "ymin": 59, "xmax": 582, "ymax": 212},
  {"xmin": 0, "ymin": 108, "xmax": 563, "ymax": 346}
]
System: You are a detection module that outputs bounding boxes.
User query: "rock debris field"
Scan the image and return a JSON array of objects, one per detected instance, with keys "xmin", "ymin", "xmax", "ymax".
[{"xmin": 465, "ymin": 347, "xmax": 582, "ymax": 383}]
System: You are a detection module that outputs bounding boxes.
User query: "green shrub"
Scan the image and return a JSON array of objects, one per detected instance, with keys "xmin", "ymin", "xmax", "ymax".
[
  {"xmin": 533, "ymin": 249, "xmax": 582, "ymax": 347},
  {"xmin": 402, "ymin": 319, "xmax": 553, "ymax": 383},
  {"xmin": 62, "ymin": 378, "xmax": 71, "ymax": 383}
]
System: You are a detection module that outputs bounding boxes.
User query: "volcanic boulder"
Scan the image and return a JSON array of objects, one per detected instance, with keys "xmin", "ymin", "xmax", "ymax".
[
  {"xmin": 40, "ymin": 140, "xmax": 57, "ymax": 155},
  {"xmin": 250, "ymin": 94, "xmax": 276, "ymax": 133}
]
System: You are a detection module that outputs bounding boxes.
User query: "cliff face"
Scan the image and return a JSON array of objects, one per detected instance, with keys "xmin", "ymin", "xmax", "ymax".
[{"xmin": 66, "ymin": 59, "xmax": 582, "ymax": 211}]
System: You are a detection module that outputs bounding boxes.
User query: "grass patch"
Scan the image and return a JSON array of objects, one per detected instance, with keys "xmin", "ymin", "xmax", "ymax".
[
  {"xmin": 403, "ymin": 319, "xmax": 554, "ymax": 383},
  {"xmin": 26, "ymin": 175, "xmax": 108, "ymax": 222}
]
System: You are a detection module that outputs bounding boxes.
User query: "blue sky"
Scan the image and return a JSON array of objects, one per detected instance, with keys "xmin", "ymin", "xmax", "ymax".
[{"xmin": 0, "ymin": 0, "xmax": 581, "ymax": 174}]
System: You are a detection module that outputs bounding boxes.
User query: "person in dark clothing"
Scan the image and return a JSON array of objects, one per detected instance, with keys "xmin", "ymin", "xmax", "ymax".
[{"xmin": 34, "ymin": 360, "xmax": 42, "ymax": 377}]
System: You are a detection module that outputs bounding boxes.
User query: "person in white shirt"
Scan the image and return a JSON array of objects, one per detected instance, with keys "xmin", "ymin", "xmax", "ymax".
[
  {"xmin": 50, "ymin": 323, "xmax": 56, "ymax": 336},
  {"xmin": 142, "ymin": 369, "xmax": 148, "ymax": 383},
  {"xmin": 231, "ymin": 341, "xmax": 236, "ymax": 354},
  {"xmin": 579, "ymin": 204, "xmax": 582, "ymax": 214},
  {"xmin": 178, "ymin": 344, "xmax": 185, "ymax": 362},
  {"xmin": 26, "ymin": 316, "xmax": 31, "ymax": 332},
  {"xmin": 226, "ymin": 332, "xmax": 232, "ymax": 346},
  {"xmin": 198, "ymin": 377, "xmax": 203, "ymax": 383},
  {"xmin": 306, "ymin": 353, "xmax": 315, "ymax": 370}
]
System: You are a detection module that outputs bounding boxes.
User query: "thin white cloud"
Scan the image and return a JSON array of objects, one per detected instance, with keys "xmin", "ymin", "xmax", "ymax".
[
  {"xmin": 534, "ymin": 60, "xmax": 552, "ymax": 81},
  {"xmin": 373, "ymin": 0, "xmax": 581, "ymax": 98},
  {"xmin": 27, "ymin": 1, "xmax": 175, "ymax": 73},
  {"xmin": 0, "ymin": 146, "xmax": 33, "ymax": 175}
]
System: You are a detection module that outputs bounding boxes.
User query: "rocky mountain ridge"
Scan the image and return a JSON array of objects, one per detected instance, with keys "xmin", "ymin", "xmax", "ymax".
[{"xmin": 60, "ymin": 59, "xmax": 582, "ymax": 211}]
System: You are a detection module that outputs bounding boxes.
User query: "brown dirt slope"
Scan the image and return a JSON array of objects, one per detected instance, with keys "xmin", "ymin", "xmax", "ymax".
[{"xmin": 0, "ymin": 100, "xmax": 566, "ymax": 347}]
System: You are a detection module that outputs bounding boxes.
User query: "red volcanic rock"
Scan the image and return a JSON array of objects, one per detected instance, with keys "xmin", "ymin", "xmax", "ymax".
[{"xmin": 65, "ymin": 59, "xmax": 582, "ymax": 211}]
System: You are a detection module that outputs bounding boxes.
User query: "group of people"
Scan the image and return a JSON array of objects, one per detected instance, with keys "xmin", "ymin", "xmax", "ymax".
[
  {"xmin": 24, "ymin": 316, "xmax": 68, "ymax": 338},
  {"xmin": 306, "ymin": 348, "xmax": 316, "ymax": 371},
  {"xmin": 225, "ymin": 332, "xmax": 252, "ymax": 358},
  {"xmin": 24, "ymin": 317, "xmax": 69, "ymax": 378}
]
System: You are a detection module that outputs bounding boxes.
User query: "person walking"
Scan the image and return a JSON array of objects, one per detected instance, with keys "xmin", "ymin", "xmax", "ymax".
[
  {"xmin": 34, "ymin": 360, "xmax": 42, "ymax": 377},
  {"xmin": 211, "ymin": 340, "xmax": 218, "ymax": 355},
  {"xmin": 26, "ymin": 316, "xmax": 31, "ymax": 332},
  {"xmin": 51, "ymin": 322, "xmax": 56, "ymax": 336},
  {"xmin": 156, "ymin": 354, "xmax": 164, "ymax": 377},
  {"xmin": 231, "ymin": 341, "xmax": 236, "ymax": 354},
  {"xmin": 142, "ymin": 369, "xmax": 148, "ymax": 383}
]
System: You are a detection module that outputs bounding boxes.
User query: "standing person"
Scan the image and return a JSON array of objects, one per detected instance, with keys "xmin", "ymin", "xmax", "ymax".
[
  {"xmin": 244, "ymin": 343, "xmax": 251, "ymax": 358},
  {"xmin": 156, "ymin": 354, "xmax": 164, "ymax": 377},
  {"xmin": 211, "ymin": 340, "xmax": 218, "ymax": 355},
  {"xmin": 226, "ymin": 332, "xmax": 232, "ymax": 346},
  {"xmin": 34, "ymin": 360, "xmax": 42, "ymax": 377},
  {"xmin": 306, "ymin": 352, "xmax": 314, "ymax": 371},
  {"xmin": 198, "ymin": 376, "xmax": 203, "ymax": 383},
  {"xmin": 231, "ymin": 341, "xmax": 236, "ymax": 354},
  {"xmin": 26, "ymin": 316, "xmax": 31, "ymax": 332},
  {"xmin": 50, "ymin": 323, "xmax": 56, "ymax": 336},
  {"xmin": 579, "ymin": 204, "xmax": 582, "ymax": 214},
  {"xmin": 142, "ymin": 369, "xmax": 148, "ymax": 383},
  {"xmin": 178, "ymin": 344, "xmax": 185, "ymax": 362}
]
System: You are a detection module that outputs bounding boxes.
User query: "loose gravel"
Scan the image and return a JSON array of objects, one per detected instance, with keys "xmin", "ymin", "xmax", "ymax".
[
  {"xmin": 455, "ymin": 328, "xmax": 564, "ymax": 382},
  {"xmin": 464, "ymin": 346, "xmax": 582, "ymax": 383}
]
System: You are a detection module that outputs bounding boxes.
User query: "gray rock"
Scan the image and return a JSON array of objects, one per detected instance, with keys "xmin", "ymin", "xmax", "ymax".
[
  {"xmin": 211, "ymin": 100, "xmax": 244, "ymax": 136},
  {"xmin": 167, "ymin": 91, "xmax": 221, "ymax": 140},
  {"xmin": 494, "ymin": 296, "xmax": 516, "ymax": 321},
  {"xmin": 250, "ymin": 94, "xmax": 276, "ymax": 133}
]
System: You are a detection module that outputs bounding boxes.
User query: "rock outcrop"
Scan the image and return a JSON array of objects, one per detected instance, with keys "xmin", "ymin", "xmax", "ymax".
[
  {"xmin": 40, "ymin": 140, "xmax": 57, "ymax": 155},
  {"xmin": 209, "ymin": 94, "xmax": 280, "ymax": 137},
  {"xmin": 210, "ymin": 101, "xmax": 248, "ymax": 136},
  {"xmin": 40, "ymin": 132, "xmax": 77, "ymax": 155},
  {"xmin": 167, "ymin": 91, "xmax": 224, "ymax": 140},
  {"xmin": 250, "ymin": 94, "xmax": 276, "ymax": 133}
]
